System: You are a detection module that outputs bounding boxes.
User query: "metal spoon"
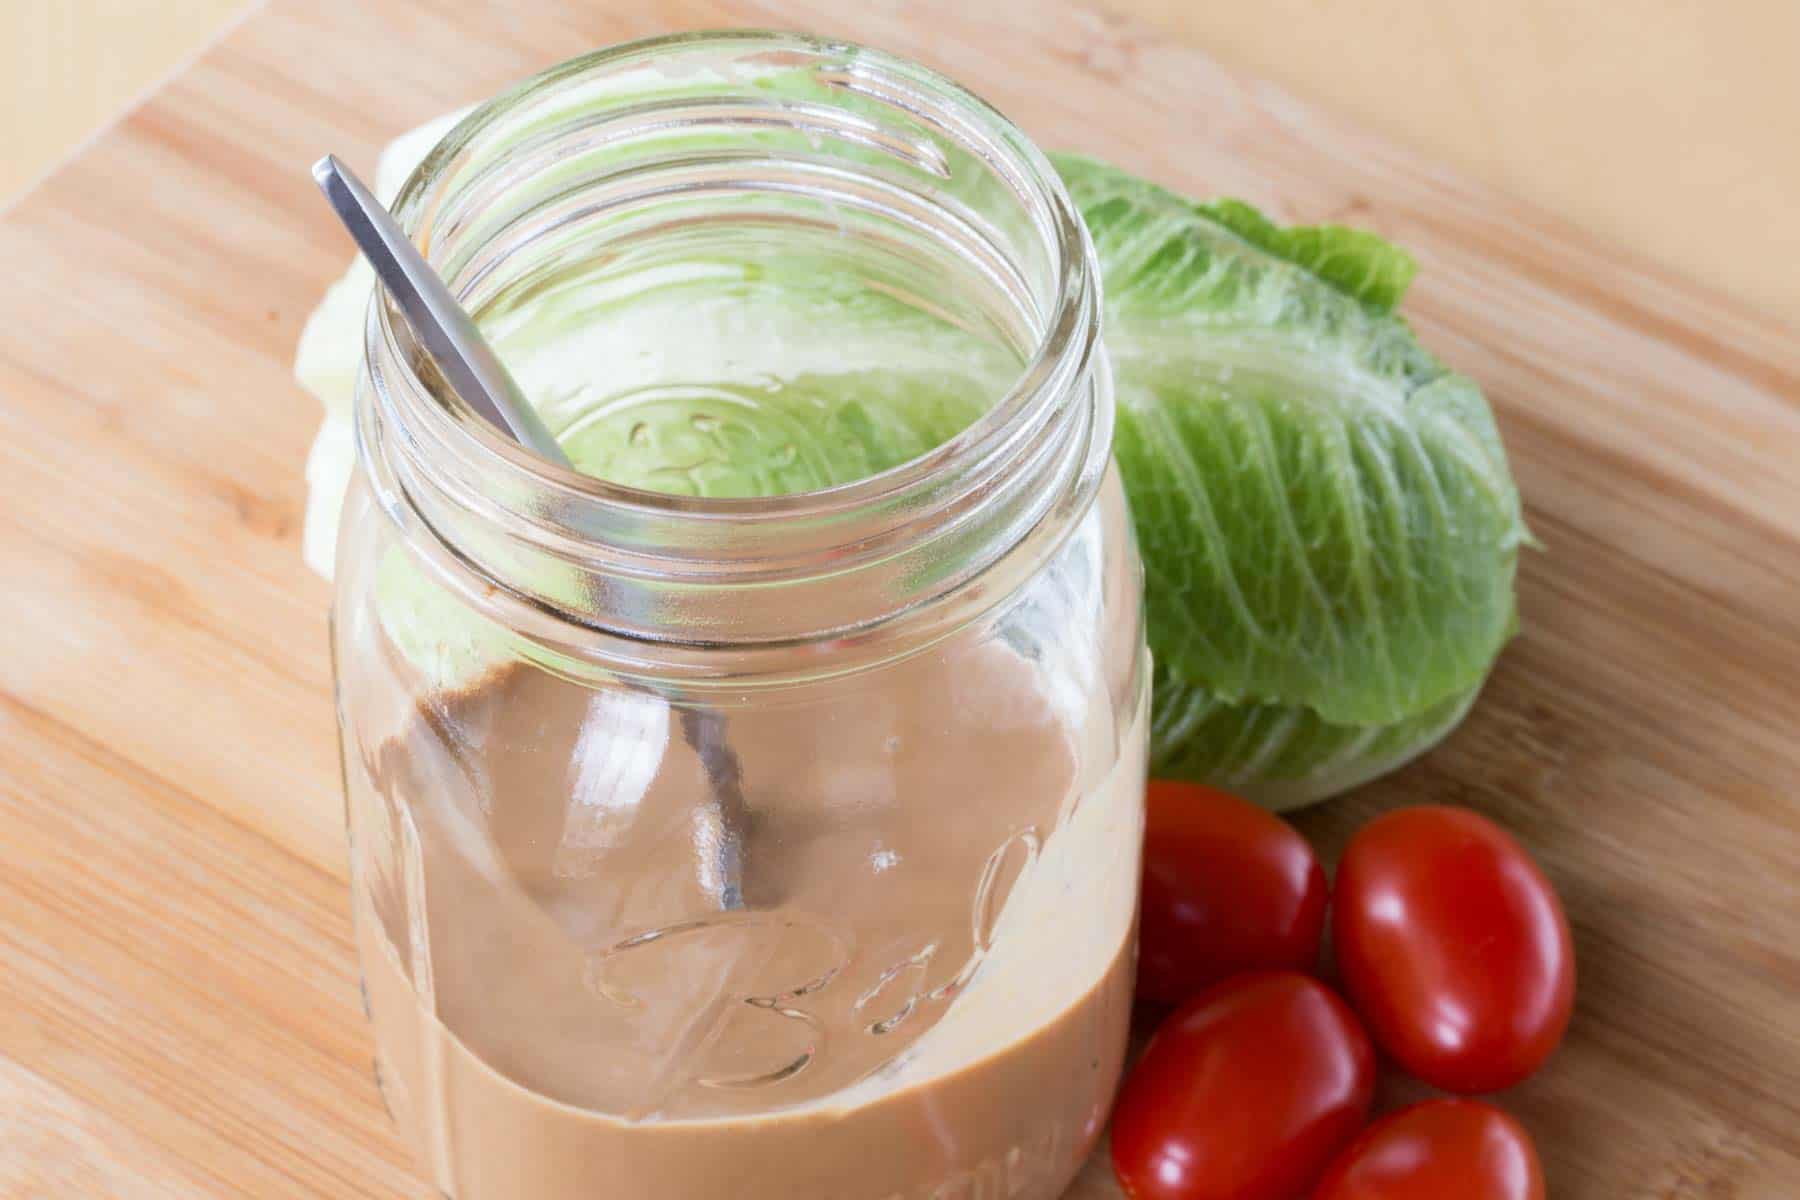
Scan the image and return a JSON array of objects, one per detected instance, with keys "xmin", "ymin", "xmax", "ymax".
[{"xmin": 311, "ymin": 154, "xmax": 750, "ymax": 911}]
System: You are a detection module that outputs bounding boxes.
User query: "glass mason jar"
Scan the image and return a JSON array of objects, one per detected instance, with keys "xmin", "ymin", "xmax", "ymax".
[{"xmin": 332, "ymin": 32, "xmax": 1147, "ymax": 1200}]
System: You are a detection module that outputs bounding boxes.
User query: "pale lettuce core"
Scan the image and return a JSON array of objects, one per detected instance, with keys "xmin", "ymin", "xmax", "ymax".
[{"xmin": 296, "ymin": 114, "xmax": 1526, "ymax": 808}]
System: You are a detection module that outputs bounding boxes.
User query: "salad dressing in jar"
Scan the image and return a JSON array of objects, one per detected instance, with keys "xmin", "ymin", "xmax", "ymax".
[{"xmin": 332, "ymin": 33, "xmax": 1147, "ymax": 1199}]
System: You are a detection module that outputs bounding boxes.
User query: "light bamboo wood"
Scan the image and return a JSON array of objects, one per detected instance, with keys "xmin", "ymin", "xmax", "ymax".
[
  {"xmin": 0, "ymin": 0, "xmax": 251, "ymax": 203},
  {"xmin": 0, "ymin": 2, "xmax": 1796, "ymax": 1196}
]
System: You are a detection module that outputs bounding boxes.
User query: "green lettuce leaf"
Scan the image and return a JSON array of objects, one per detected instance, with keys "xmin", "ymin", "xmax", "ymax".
[
  {"xmin": 1053, "ymin": 152, "xmax": 1526, "ymax": 807},
  {"xmin": 1191, "ymin": 197, "xmax": 1416, "ymax": 314}
]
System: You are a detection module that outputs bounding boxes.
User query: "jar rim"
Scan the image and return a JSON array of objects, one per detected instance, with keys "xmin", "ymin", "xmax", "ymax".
[
  {"xmin": 380, "ymin": 29, "xmax": 1098, "ymax": 526},
  {"xmin": 358, "ymin": 30, "xmax": 1112, "ymax": 647}
]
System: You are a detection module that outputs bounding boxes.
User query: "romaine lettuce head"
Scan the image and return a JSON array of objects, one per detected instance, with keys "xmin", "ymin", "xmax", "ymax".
[
  {"xmin": 1052, "ymin": 153, "xmax": 1527, "ymax": 809},
  {"xmin": 297, "ymin": 116, "xmax": 1524, "ymax": 803}
]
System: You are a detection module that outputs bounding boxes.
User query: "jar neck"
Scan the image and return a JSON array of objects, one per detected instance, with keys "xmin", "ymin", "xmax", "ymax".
[{"xmin": 358, "ymin": 32, "xmax": 1107, "ymax": 650}]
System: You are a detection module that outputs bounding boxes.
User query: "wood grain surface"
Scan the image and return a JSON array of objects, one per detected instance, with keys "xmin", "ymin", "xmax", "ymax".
[
  {"xmin": 14, "ymin": 3, "xmax": 1800, "ymax": 316},
  {"xmin": 0, "ymin": 0, "xmax": 250, "ymax": 202},
  {"xmin": 1, "ymin": 2, "xmax": 1796, "ymax": 1196}
]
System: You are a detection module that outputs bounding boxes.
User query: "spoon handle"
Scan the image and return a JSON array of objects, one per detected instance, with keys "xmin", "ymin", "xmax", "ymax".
[
  {"xmin": 312, "ymin": 153, "xmax": 750, "ymax": 913},
  {"xmin": 311, "ymin": 154, "xmax": 570, "ymax": 467}
]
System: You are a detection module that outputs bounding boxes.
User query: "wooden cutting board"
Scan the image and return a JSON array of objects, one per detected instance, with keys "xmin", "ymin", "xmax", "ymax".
[{"xmin": 3, "ymin": 1, "xmax": 1797, "ymax": 1195}]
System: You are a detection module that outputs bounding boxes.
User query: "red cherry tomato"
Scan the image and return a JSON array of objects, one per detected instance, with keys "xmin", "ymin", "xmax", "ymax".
[
  {"xmin": 1111, "ymin": 972, "xmax": 1376, "ymax": 1200},
  {"xmin": 1312, "ymin": 1099, "xmax": 1545, "ymax": 1200},
  {"xmin": 1138, "ymin": 780, "xmax": 1329, "ymax": 1007},
  {"xmin": 1333, "ymin": 806, "xmax": 1575, "ymax": 1094}
]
